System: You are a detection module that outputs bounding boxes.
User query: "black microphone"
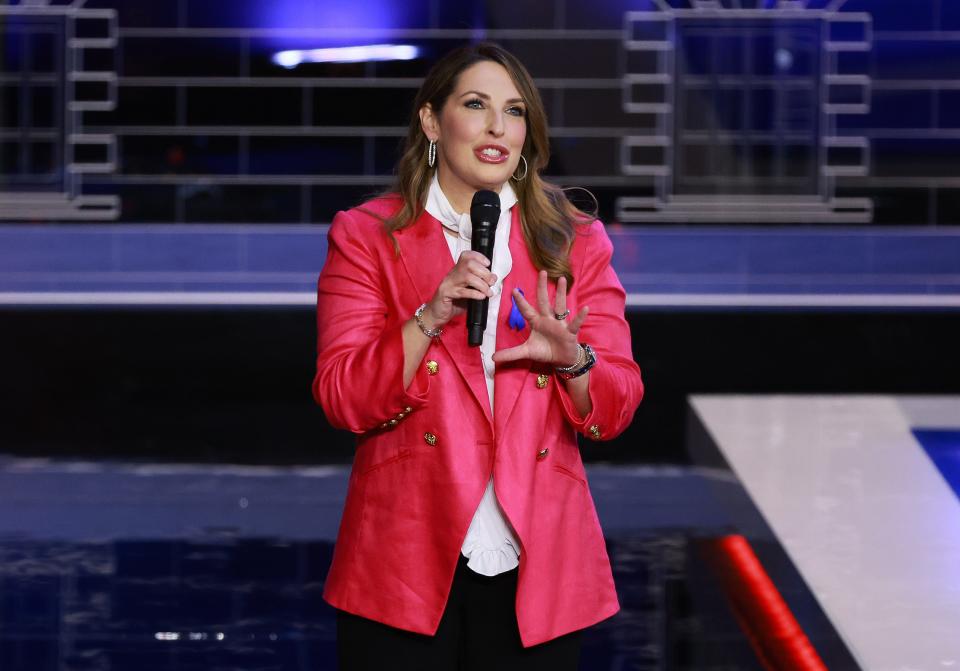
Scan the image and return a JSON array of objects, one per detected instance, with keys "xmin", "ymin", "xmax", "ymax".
[{"xmin": 467, "ymin": 190, "xmax": 501, "ymax": 347}]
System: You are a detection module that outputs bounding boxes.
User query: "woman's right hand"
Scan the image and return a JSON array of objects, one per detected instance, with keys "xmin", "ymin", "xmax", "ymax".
[{"xmin": 421, "ymin": 251, "xmax": 497, "ymax": 330}]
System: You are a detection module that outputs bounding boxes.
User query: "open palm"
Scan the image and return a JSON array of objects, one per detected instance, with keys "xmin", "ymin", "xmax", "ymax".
[{"xmin": 492, "ymin": 270, "xmax": 588, "ymax": 367}]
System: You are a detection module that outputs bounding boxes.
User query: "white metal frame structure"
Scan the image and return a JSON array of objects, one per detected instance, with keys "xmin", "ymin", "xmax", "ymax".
[
  {"xmin": 0, "ymin": 0, "xmax": 118, "ymax": 220},
  {"xmin": 618, "ymin": 0, "xmax": 873, "ymax": 223}
]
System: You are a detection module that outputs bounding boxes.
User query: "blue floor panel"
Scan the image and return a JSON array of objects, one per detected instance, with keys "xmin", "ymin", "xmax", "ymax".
[{"xmin": 914, "ymin": 429, "xmax": 960, "ymax": 501}]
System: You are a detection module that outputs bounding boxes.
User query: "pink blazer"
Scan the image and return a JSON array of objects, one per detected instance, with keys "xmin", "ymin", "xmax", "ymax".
[{"xmin": 313, "ymin": 195, "xmax": 643, "ymax": 647}]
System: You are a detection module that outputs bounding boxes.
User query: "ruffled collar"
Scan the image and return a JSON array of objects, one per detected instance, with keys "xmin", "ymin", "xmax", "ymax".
[{"xmin": 425, "ymin": 174, "xmax": 517, "ymax": 243}]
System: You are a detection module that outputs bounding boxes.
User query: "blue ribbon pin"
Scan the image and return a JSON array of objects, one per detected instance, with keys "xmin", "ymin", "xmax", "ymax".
[{"xmin": 508, "ymin": 288, "xmax": 526, "ymax": 331}]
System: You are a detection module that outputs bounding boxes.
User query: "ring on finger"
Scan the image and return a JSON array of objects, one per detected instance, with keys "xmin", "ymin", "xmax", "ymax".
[{"xmin": 554, "ymin": 309, "xmax": 571, "ymax": 320}]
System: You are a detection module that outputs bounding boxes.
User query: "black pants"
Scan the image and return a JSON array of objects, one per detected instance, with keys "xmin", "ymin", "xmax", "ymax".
[{"xmin": 336, "ymin": 554, "xmax": 583, "ymax": 670}]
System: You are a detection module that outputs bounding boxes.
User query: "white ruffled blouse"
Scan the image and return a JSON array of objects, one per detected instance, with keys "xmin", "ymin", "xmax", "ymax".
[{"xmin": 424, "ymin": 174, "xmax": 522, "ymax": 576}]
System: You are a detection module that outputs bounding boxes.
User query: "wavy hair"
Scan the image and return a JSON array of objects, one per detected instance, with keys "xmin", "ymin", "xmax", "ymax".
[{"xmin": 377, "ymin": 42, "xmax": 593, "ymax": 287}]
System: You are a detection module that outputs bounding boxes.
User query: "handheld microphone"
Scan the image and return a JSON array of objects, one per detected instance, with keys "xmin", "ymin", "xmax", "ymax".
[{"xmin": 467, "ymin": 190, "xmax": 501, "ymax": 347}]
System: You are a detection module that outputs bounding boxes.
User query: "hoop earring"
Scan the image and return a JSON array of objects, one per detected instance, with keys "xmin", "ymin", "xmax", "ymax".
[
  {"xmin": 511, "ymin": 154, "xmax": 528, "ymax": 182},
  {"xmin": 428, "ymin": 140, "xmax": 437, "ymax": 168}
]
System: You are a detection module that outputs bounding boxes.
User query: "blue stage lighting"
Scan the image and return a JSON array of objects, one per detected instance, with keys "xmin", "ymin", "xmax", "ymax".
[{"xmin": 271, "ymin": 44, "xmax": 420, "ymax": 68}]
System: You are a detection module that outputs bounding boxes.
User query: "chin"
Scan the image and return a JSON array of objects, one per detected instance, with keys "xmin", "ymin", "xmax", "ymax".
[
  {"xmin": 473, "ymin": 183, "xmax": 506, "ymax": 196},
  {"xmin": 470, "ymin": 169, "xmax": 512, "ymax": 191}
]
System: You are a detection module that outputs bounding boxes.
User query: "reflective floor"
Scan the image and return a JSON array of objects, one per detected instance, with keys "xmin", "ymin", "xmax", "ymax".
[
  {"xmin": 0, "ymin": 535, "xmax": 801, "ymax": 670},
  {"xmin": 0, "ymin": 461, "xmax": 856, "ymax": 670}
]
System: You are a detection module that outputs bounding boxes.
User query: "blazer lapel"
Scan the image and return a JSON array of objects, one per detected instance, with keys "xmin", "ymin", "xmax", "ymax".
[
  {"xmin": 395, "ymin": 210, "xmax": 493, "ymax": 426},
  {"xmin": 494, "ymin": 208, "xmax": 538, "ymax": 435}
]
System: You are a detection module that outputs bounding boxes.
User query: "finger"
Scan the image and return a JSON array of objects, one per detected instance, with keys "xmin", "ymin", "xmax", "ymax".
[
  {"xmin": 536, "ymin": 270, "xmax": 551, "ymax": 315},
  {"xmin": 554, "ymin": 276, "xmax": 567, "ymax": 317},
  {"xmin": 464, "ymin": 260, "xmax": 496, "ymax": 285},
  {"xmin": 568, "ymin": 305, "xmax": 589, "ymax": 334},
  {"xmin": 453, "ymin": 287, "xmax": 493, "ymax": 302},
  {"xmin": 447, "ymin": 266, "xmax": 494, "ymax": 295},
  {"xmin": 461, "ymin": 275, "xmax": 494, "ymax": 296},
  {"xmin": 459, "ymin": 250, "xmax": 490, "ymax": 267},
  {"xmin": 441, "ymin": 274, "xmax": 488, "ymax": 298},
  {"xmin": 492, "ymin": 343, "xmax": 528, "ymax": 364},
  {"xmin": 512, "ymin": 288, "xmax": 539, "ymax": 320}
]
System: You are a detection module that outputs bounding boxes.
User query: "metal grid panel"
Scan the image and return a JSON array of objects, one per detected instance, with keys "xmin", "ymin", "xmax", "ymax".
[{"xmin": 0, "ymin": 0, "xmax": 957, "ymax": 225}]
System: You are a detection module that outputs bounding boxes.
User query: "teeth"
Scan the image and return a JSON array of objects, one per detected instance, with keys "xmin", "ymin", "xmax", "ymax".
[{"xmin": 481, "ymin": 148, "xmax": 502, "ymax": 157}]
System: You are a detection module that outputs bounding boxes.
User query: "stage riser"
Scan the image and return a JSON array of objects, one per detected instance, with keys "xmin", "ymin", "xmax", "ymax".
[{"xmin": 1, "ymin": 309, "xmax": 957, "ymax": 464}]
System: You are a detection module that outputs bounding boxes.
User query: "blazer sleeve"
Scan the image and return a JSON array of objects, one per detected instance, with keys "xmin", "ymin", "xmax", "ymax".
[
  {"xmin": 312, "ymin": 209, "xmax": 430, "ymax": 434},
  {"xmin": 553, "ymin": 219, "xmax": 643, "ymax": 441}
]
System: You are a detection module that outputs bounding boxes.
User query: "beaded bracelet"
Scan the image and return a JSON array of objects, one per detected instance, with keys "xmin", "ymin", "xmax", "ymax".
[
  {"xmin": 414, "ymin": 303, "xmax": 443, "ymax": 339},
  {"xmin": 555, "ymin": 344, "xmax": 585, "ymax": 373},
  {"xmin": 556, "ymin": 343, "xmax": 597, "ymax": 380}
]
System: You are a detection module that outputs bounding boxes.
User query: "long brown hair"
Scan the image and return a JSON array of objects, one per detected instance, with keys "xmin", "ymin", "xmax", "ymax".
[{"xmin": 380, "ymin": 42, "xmax": 592, "ymax": 286}]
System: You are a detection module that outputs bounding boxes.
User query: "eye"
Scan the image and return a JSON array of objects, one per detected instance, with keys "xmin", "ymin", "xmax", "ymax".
[
  {"xmin": 465, "ymin": 98, "xmax": 484, "ymax": 109},
  {"xmin": 506, "ymin": 105, "xmax": 526, "ymax": 117}
]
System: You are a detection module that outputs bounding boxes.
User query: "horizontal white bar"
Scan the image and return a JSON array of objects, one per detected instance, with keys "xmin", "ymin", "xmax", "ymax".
[
  {"xmin": 2, "ymin": 292, "xmax": 959, "ymax": 308},
  {"xmin": 68, "ymin": 101, "xmax": 116, "ymax": 112},
  {"xmin": 119, "ymin": 27, "xmax": 621, "ymax": 40},
  {"xmin": 666, "ymin": 8, "xmax": 823, "ymax": 18},
  {"xmin": 0, "ymin": 292, "xmax": 316, "ymax": 306},
  {"xmin": 0, "ymin": 6, "xmax": 73, "ymax": 15},
  {"xmin": 114, "ymin": 76, "xmax": 622, "ymax": 89},
  {"xmin": 68, "ymin": 72, "xmax": 118, "ymax": 82},
  {"xmin": 67, "ymin": 162, "xmax": 117, "ymax": 174},
  {"xmin": 626, "ymin": 294, "xmax": 960, "ymax": 308},
  {"xmin": 623, "ymin": 103, "xmax": 672, "ymax": 113},
  {"xmin": 68, "ymin": 38, "xmax": 117, "ymax": 49}
]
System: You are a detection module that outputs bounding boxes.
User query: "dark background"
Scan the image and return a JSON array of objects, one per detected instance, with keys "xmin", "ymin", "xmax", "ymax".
[{"xmin": 3, "ymin": 307, "xmax": 957, "ymax": 464}]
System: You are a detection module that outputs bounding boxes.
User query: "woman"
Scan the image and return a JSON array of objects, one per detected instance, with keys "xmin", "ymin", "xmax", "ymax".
[{"xmin": 313, "ymin": 42, "xmax": 643, "ymax": 670}]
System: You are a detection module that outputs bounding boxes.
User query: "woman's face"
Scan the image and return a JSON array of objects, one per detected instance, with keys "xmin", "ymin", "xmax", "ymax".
[{"xmin": 420, "ymin": 60, "xmax": 528, "ymax": 212}]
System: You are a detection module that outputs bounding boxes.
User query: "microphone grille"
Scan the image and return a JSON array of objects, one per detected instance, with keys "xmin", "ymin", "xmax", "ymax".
[{"xmin": 470, "ymin": 190, "xmax": 501, "ymax": 222}]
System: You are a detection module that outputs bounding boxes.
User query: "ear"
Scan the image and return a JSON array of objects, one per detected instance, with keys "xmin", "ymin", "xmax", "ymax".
[{"xmin": 419, "ymin": 103, "xmax": 439, "ymax": 142}]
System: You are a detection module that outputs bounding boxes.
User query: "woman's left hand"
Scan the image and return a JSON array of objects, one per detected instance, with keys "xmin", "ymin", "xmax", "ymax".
[{"xmin": 492, "ymin": 270, "xmax": 589, "ymax": 367}]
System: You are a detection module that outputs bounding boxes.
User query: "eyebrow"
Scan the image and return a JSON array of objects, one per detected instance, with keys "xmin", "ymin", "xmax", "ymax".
[{"xmin": 458, "ymin": 90, "xmax": 525, "ymax": 104}]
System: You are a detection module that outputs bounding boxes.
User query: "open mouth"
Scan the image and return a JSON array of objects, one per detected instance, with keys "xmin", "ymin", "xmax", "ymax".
[{"xmin": 475, "ymin": 145, "xmax": 509, "ymax": 164}]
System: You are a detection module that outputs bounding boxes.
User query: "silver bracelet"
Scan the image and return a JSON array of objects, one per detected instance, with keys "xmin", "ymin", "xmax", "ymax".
[
  {"xmin": 556, "ymin": 343, "xmax": 597, "ymax": 380},
  {"xmin": 555, "ymin": 344, "xmax": 585, "ymax": 373},
  {"xmin": 414, "ymin": 303, "xmax": 443, "ymax": 339}
]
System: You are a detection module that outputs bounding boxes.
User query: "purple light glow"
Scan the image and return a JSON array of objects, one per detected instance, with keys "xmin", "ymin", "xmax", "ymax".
[
  {"xmin": 272, "ymin": 44, "xmax": 420, "ymax": 68},
  {"xmin": 258, "ymin": 0, "xmax": 417, "ymax": 50}
]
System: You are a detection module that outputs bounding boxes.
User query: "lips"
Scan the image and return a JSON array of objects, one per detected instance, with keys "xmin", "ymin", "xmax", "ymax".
[{"xmin": 474, "ymin": 144, "xmax": 510, "ymax": 164}]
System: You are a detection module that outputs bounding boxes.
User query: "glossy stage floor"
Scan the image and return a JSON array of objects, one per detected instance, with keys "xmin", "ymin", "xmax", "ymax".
[{"xmin": 3, "ymin": 395, "xmax": 957, "ymax": 670}]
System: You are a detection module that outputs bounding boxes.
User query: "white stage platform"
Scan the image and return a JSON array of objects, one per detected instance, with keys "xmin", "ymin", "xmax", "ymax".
[{"xmin": 690, "ymin": 395, "xmax": 960, "ymax": 671}]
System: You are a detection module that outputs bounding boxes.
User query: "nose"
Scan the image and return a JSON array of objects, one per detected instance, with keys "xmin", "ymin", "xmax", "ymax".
[{"xmin": 487, "ymin": 109, "xmax": 505, "ymax": 137}]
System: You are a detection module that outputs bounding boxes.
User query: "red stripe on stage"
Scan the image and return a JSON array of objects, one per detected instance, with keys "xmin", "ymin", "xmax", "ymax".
[{"xmin": 700, "ymin": 534, "xmax": 828, "ymax": 671}]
